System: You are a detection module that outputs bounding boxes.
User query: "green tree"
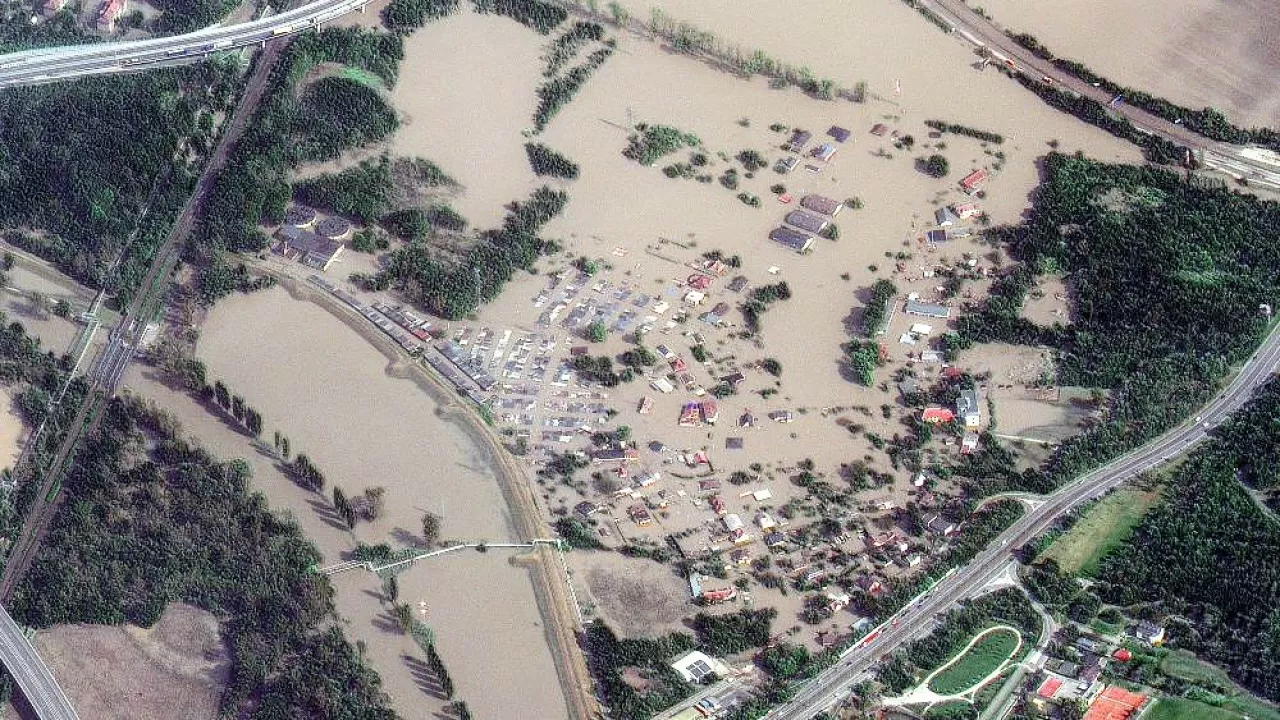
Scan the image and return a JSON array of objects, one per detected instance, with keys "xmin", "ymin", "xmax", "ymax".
[
  {"xmin": 52, "ymin": 299, "xmax": 72, "ymax": 318},
  {"xmin": 421, "ymin": 511, "xmax": 441, "ymax": 546},
  {"xmin": 920, "ymin": 154, "xmax": 950, "ymax": 177},
  {"xmin": 587, "ymin": 320, "xmax": 607, "ymax": 343},
  {"xmin": 213, "ymin": 380, "xmax": 230, "ymax": 410}
]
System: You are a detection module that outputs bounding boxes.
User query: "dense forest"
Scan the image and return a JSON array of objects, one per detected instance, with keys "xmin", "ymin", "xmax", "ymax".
[
  {"xmin": 1095, "ymin": 377, "xmax": 1280, "ymax": 703},
  {"xmin": 0, "ymin": 62, "xmax": 241, "ymax": 301},
  {"xmin": 948, "ymin": 153, "xmax": 1280, "ymax": 495},
  {"xmin": 10, "ymin": 395, "xmax": 398, "ymax": 717},
  {"xmin": 150, "ymin": 0, "xmax": 241, "ymax": 34}
]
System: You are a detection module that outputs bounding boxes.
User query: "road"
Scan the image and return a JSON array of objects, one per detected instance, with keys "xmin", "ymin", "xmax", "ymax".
[
  {"xmin": 0, "ymin": 34, "xmax": 292, "ymax": 720},
  {"xmin": 768, "ymin": 323, "xmax": 1280, "ymax": 718},
  {"xmin": 916, "ymin": 0, "xmax": 1280, "ymax": 190},
  {"xmin": 0, "ymin": 0, "xmax": 370, "ymax": 89}
]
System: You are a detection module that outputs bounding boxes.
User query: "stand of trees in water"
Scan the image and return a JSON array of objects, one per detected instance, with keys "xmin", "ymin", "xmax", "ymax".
[
  {"xmin": 0, "ymin": 62, "xmax": 241, "ymax": 303},
  {"xmin": 10, "ymin": 395, "xmax": 398, "ymax": 717},
  {"xmin": 1095, "ymin": 377, "xmax": 1280, "ymax": 703},
  {"xmin": 947, "ymin": 153, "xmax": 1280, "ymax": 496}
]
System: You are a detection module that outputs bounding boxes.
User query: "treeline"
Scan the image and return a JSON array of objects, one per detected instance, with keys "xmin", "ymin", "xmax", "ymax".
[
  {"xmin": 924, "ymin": 120, "xmax": 1004, "ymax": 144},
  {"xmin": 624, "ymin": 123, "xmax": 702, "ymax": 166},
  {"xmin": 859, "ymin": 279, "xmax": 896, "ymax": 336},
  {"xmin": 544, "ymin": 21, "xmax": 605, "ymax": 76},
  {"xmin": 533, "ymin": 34, "xmax": 615, "ymax": 132},
  {"xmin": 525, "ymin": 142, "xmax": 580, "ymax": 179},
  {"xmin": 11, "ymin": 396, "xmax": 398, "ymax": 716},
  {"xmin": 472, "ymin": 0, "xmax": 567, "ymax": 34},
  {"xmin": 1095, "ymin": 376, "xmax": 1280, "ymax": 702},
  {"xmin": 150, "ymin": 0, "xmax": 239, "ymax": 34},
  {"xmin": 691, "ymin": 607, "xmax": 776, "ymax": 656},
  {"xmin": 742, "ymin": 281, "xmax": 792, "ymax": 333},
  {"xmin": 1009, "ymin": 33, "xmax": 1280, "ymax": 152},
  {"xmin": 368, "ymin": 186, "xmax": 569, "ymax": 318},
  {"xmin": 948, "ymin": 153, "xmax": 1280, "ymax": 495},
  {"xmin": 193, "ymin": 28, "xmax": 407, "ymax": 302},
  {"xmin": 0, "ymin": 62, "xmax": 241, "ymax": 301},
  {"xmin": 382, "ymin": 0, "xmax": 460, "ymax": 35},
  {"xmin": 878, "ymin": 588, "xmax": 1039, "ymax": 694},
  {"xmin": 295, "ymin": 154, "xmax": 459, "ymax": 229}
]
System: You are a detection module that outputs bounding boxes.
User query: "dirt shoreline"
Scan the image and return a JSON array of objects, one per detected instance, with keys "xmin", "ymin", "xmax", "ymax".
[{"xmin": 250, "ymin": 266, "xmax": 599, "ymax": 720}]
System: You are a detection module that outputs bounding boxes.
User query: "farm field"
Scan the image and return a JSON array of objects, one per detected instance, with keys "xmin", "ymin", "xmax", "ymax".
[
  {"xmin": 925, "ymin": 627, "xmax": 1020, "ymax": 695},
  {"xmin": 1042, "ymin": 487, "xmax": 1161, "ymax": 576}
]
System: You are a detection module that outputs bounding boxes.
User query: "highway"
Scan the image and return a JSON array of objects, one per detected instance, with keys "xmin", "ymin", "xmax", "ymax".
[
  {"xmin": 0, "ymin": 608, "xmax": 77, "ymax": 720},
  {"xmin": 768, "ymin": 322, "xmax": 1280, "ymax": 719},
  {"xmin": 0, "ymin": 0, "xmax": 370, "ymax": 89}
]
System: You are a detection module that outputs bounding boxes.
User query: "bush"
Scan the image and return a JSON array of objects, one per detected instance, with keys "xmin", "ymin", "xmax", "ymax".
[
  {"xmin": 625, "ymin": 123, "xmax": 701, "ymax": 166},
  {"xmin": 524, "ymin": 142, "xmax": 580, "ymax": 179},
  {"xmin": 919, "ymin": 154, "xmax": 950, "ymax": 178}
]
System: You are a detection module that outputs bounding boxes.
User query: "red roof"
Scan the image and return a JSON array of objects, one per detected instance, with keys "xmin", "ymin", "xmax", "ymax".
[
  {"xmin": 922, "ymin": 407, "xmax": 955, "ymax": 423},
  {"xmin": 961, "ymin": 169, "xmax": 988, "ymax": 190},
  {"xmin": 1112, "ymin": 648, "xmax": 1132, "ymax": 662},
  {"xmin": 687, "ymin": 274, "xmax": 712, "ymax": 290},
  {"xmin": 1083, "ymin": 687, "xmax": 1146, "ymax": 720},
  {"xmin": 1037, "ymin": 677, "xmax": 1064, "ymax": 699}
]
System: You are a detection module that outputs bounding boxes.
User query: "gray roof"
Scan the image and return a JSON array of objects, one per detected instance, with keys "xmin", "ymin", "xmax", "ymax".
[
  {"xmin": 800, "ymin": 194, "xmax": 842, "ymax": 217},
  {"xmin": 957, "ymin": 389, "xmax": 979, "ymax": 416},
  {"xmin": 935, "ymin": 206, "xmax": 958, "ymax": 225},
  {"xmin": 905, "ymin": 299, "xmax": 950, "ymax": 318},
  {"xmin": 785, "ymin": 210, "xmax": 829, "ymax": 234},
  {"xmin": 278, "ymin": 225, "xmax": 342, "ymax": 260},
  {"xmin": 769, "ymin": 227, "xmax": 813, "ymax": 252}
]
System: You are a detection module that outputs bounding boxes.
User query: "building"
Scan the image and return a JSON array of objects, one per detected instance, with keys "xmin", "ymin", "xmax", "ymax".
[
  {"xmin": 811, "ymin": 143, "xmax": 837, "ymax": 162},
  {"xmin": 922, "ymin": 406, "xmax": 955, "ymax": 424},
  {"xmin": 905, "ymin": 298, "xmax": 951, "ymax": 319},
  {"xmin": 774, "ymin": 156, "xmax": 800, "ymax": 174},
  {"xmin": 800, "ymin": 194, "xmax": 843, "ymax": 217},
  {"xmin": 670, "ymin": 650, "xmax": 728, "ymax": 684},
  {"xmin": 764, "ymin": 531, "xmax": 787, "ymax": 548},
  {"xmin": 769, "ymin": 410, "xmax": 794, "ymax": 423},
  {"xmin": 728, "ymin": 276, "xmax": 749, "ymax": 293},
  {"xmin": 593, "ymin": 447, "xmax": 639, "ymax": 464},
  {"xmin": 1132, "ymin": 620, "xmax": 1166, "ymax": 646},
  {"xmin": 934, "ymin": 207, "xmax": 959, "ymax": 226},
  {"xmin": 637, "ymin": 396, "xmax": 654, "ymax": 414},
  {"xmin": 953, "ymin": 202, "xmax": 982, "ymax": 219},
  {"xmin": 679, "ymin": 402, "xmax": 703, "ymax": 427},
  {"xmin": 722, "ymin": 513, "xmax": 745, "ymax": 532},
  {"xmin": 722, "ymin": 372, "xmax": 746, "ymax": 388},
  {"xmin": 787, "ymin": 129, "xmax": 812, "ymax": 152},
  {"xmin": 574, "ymin": 501, "xmax": 600, "ymax": 518},
  {"xmin": 316, "ymin": 216, "xmax": 353, "ymax": 241},
  {"xmin": 96, "ymin": 0, "xmax": 125, "ymax": 31},
  {"xmin": 827, "ymin": 126, "xmax": 851, "ymax": 143},
  {"xmin": 925, "ymin": 229, "xmax": 949, "ymax": 246},
  {"xmin": 926, "ymin": 514, "xmax": 957, "ymax": 535},
  {"xmin": 730, "ymin": 548, "xmax": 752, "ymax": 566},
  {"xmin": 769, "ymin": 226, "xmax": 814, "ymax": 253},
  {"xmin": 284, "ymin": 204, "xmax": 318, "ymax": 228},
  {"xmin": 960, "ymin": 168, "xmax": 988, "ymax": 193},
  {"xmin": 700, "ymin": 587, "xmax": 737, "ymax": 604},
  {"xmin": 957, "ymin": 388, "xmax": 981, "ymax": 428},
  {"xmin": 700, "ymin": 400, "xmax": 719, "ymax": 424},
  {"xmin": 785, "ymin": 210, "xmax": 829, "ymax": 235},
  {"xmin": 1082, "ymin": 686, "xmax": 1147, "ymax": 720},
  {"xmin": 870, "ymin": 123, "xmax": 889, "ymax": 136},
  {"xmin": 856, "ymin": 575, "xmax": 886, "ymax": 597},
  {"xmin": 757, "ymin": 512, "xmax": 777, "ymax": 530},
  {"xmin": 687, "ymin": 274, "xmax": 712, "ymax": 290},
  {"xmin": 628, "ymin": 503, "xmax": 653, "ymax": 526},
  {"xmin": 683, "ymin": 290, "xmax": 706, "ymax": 306},
  {"xmin": 961, "ymin": 432, "xmax": 980, "ymax": 454},
  {"xmin": 276, "ymin": 226, "xmax": 344, "ymax": 271}
]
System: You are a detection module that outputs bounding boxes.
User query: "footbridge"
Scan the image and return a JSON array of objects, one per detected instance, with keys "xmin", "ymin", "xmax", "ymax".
[{"xmin": 318, "ymin": 538, "xmax": 567, "ymax": 576}]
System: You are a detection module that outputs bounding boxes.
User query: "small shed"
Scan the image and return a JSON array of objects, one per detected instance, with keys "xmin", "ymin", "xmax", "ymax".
[{"xmin": 828, "ymin": 126, "xmax": 851, "ymax": 143}]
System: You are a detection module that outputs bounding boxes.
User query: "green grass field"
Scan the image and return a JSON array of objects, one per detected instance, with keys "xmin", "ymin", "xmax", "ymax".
[
  {"xmin": 1160, "ymin": 650, "xmax": 1235, "ymax": 688},
  {"xmin": 1042, "ymin": 487, "xmax": 1161, "ymax": 575},
  {"xmin": 336, "ymin": 66, "xmax": 387, "ymax": 90},
  {"xmin": 926, "ymin": 628, "xmax": 1020, "ymax": 696},
  {"xmin": 1145, "ymin": 698, "xmax": 1247, "ymax": 720},
  {"xmin": 1224, "ymin": 694, "xmax": 1280, "ymax": 720}
]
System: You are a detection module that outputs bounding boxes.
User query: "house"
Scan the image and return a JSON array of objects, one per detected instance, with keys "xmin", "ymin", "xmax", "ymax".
[
  {"xmin": 921, "ymin": 350, "xmax": 944, "ymax": 363},
  {"xmin": 925, "ymin": 229, "xmax": 949, "ymax": 246},
  {"xmin": 637, "ymin": 396, "xmax": 654, "ymax": 414},
  {"xmin": 856, "ymin": 575, "xmax": 886, "ymax": 597},
  {"xmin": 769, "ymin": 410, "xmax": 794, "ymax": 423},
  {"xmin": 786, "ymin": 129, "xmax": 812, "ymax": 152},
  {"xmin": 934, "ymin": 207, "xmax": 959, "ymax": 226},
  {"xmin": 802, "ymin": 568, "xmax": 827, "ymax": 586},
  {"xmin": 655, "ymin": 344, "xmax": 675, "ymax": 359},
  {"xmin": 683, "ymin": 290, "xmax": 706, "ymax": 306},
  {"xmin": 785, "ymin": 210, "xmax": 829, "ymax": 234},
  {"xmin": 827, "ymin": 126, "xmax": 851, "ymax": 143},
  {"xmin": 825, "ymin": 591, "xmax": 852, "ymax": 613},
  {"xmin": 628, "ymin": 503, "xmax": 653, "ymax": 526},
  {"xmin": 678, "ymin": 402, "xmax": 702, "ymax": 427},
  {"xmin": 722, "ymin": 513, "xmax": 745, "ymax": 532},
  {"xmin": 898, "ymin": 378, "xmax": 920, "ymax": 399},
  {"xmin": 1133, "ymin": 620, "xmax": 1166, "ymax": 646},
  {"xmin": 687, "ymin": 274, "xmax": 712, "ymax": 290},
  {"xmin": 669, "ymin": 356, "xmax": 688, "ymax": 373},
  {"xmin": 650, "ymin": 377, "xmax": 675, "ymax": 394},
  {"xmin": 896, "ymin": 553, "xmax": 923, "ymax": 568},
  {"xmin": 725, "ymin": 436, "xmax": 744, "ymax": 450},
  {"xmin": 960, "ymin": 168, "xmax": 988, "ymax": 193},
  {"xmin": 670, "ymin": 650, "xmax": 728, "ymax": 684},
  {"xmin": 800, "ymin": 194, "xmax": 843, "ymax": 217},
  {"xmin": 701, "ymin": 586, "xmax": 737, "ymax": 604},
  {"xmin": 635, "ymin": 471, "xmax": 661, "ymax": 488},
  {"xmin": 730, "ymin": 548, "xmax": 752, "ymax": 566},
  {"xmin": 592, "ymin": 447, "xmax": 639, "ymax": 464},
  {"xmin": 1075, "ymin": 636, "xmax": 1103, "ymax": 655},
  {"xmin": 574, "ymin": 501, "xmax": 601, "ymax": 518},
  {"xmin": 956, "ymin": 388, "xmax": 981, "ymax": 428},
  {"xmin": 739, "ymin": 410, "xmax": 756, "ymax": 428},
  {"xmin": 709, "ymin": 495, "xmax": 726, "ymax": 514},
  {"xmin": 926, "ymin": 514, "xmax": 957, "ymax": 535},
  {"xmin": 722, "ymin": 372, "xmax": 746, "ymax": 388},
  {"xmin": 96, "ymin": 0, "xmax": 125, "ymax": 31},
  {"xmin": 961, "ymin": 432, "xmax": 980, "ymax": 454},
  {"xmin": 952, "ymin": 202, "xmax": 982, "ymax": 219},
  {"xmin": 774, "ymin": 156, "xmax": 800, "ymax": 174},
  {"xmin": 728, "ymin": 276, "xmax": 749, "ymax": 293},
  {"xmin": 905, "ymin": 299, "xmax": 951, "ymax": 319},
  {"xmin": 910, "ymin": 323, "xmax": 933, "ymax": 335},
  {"xmin": 277, "ymin": 226, "xmax": 344, "ymax": 271},
  {"xmin": 764, "ymin": 531, "xmax": 787, "ymax": 548},
  {"xmin": 811, "ymin": 143, "xmax": 838, "ymax": 162},
  {"xmin": 700, "ymin": 400, "xmax": 719, "ymax": 424},
  {"xmin": 870, "ymin": 123, "xmax": 889, "ymax": 136},
  {"xmin": 757, "ymin": 512, "xmax": 777, "ymax": 530},
  {"xmin": 922, "ymin": 406, "xmax": 955, "ymax": 424},
  {"xmin": 1113, "ymin": 648, "xmax": 1132, "ymax": 662},
  {"xmin": 769, "ymin": 226, "xmax": 814, "ymax": 253}
]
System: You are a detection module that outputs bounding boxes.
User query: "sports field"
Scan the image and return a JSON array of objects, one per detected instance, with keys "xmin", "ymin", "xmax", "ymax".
[{"xmin": 926, "ymin": 627, "xmax": 1020, "ymax": 696}]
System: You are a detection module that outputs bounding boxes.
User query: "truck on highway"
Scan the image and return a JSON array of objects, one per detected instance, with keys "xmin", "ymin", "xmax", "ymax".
[{"xmin": 206, "ymin": 40, "xmax": 233, "ymax": 51}]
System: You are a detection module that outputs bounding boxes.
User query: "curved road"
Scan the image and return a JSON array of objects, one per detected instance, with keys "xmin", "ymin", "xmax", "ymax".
[
  {"xmin": 0, "ymin": 0, "xmax": 369, "ymax": 89},
  {"xmin": 770, "ymin": 324, "xmax": 1280, "ymax": 718}
]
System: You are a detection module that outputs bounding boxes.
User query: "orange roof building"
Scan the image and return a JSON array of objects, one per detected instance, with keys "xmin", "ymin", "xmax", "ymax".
[
  {"xmin": 960, "ymin": 168, "xmax": 988, "ymax": 193},
  {"xmin": 922, "ymin": 406, "xmax": 956, "ymax": 423}
]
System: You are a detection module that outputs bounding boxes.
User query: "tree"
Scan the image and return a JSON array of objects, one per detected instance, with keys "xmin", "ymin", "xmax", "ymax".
[
  {"xmin": 27, "ymin": 291, "xmax": 46, "ymax": 317},
  {"xmin": 333, "ymin": 487, "xmax": 349, "ymax": 515},
  {"xmin": 920, "ymin": 154, "xmax": 950, "ymax": 177},
  {"xmin": 273, "ymin": 430, "xmax": 282, "ymax": 452},
  {"xmin": 761, "ymin": 358, "xmax": 782, "ymax": 377},
  {"xmin": 362, "ymin": 486, "xmax": 387, "ymax": 521},
  {"xmin": 231, "ymin": 395, "xmax": 245, "ymax": 423},
  {"xmin": 213, "ymin": 381, "xmax": 230, "ymax": 410},
  {"xmin": 52, "ymin": 299, "xmax": 72, "ymax": 318},
  {"xmin": 245, "ymin": 408, "xmax": 263, "ymax": 436},
  {"xmin": 383, "ymin": 575, "xmax": 399, "ymax": 603},
  {"xmin": 1, "ymin": 252, "xmax": 12, "ymax": 271},
  {"xmin": 587, "ymin": 320, "xmax": 607, "ymax": 343},
  {"xmin": 280, "ymin": 435, "xmax": 291, "ymax": 460},
  {"xmin": 421, "ymin": 511, "xmax": 441, "ymax": 547}
]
